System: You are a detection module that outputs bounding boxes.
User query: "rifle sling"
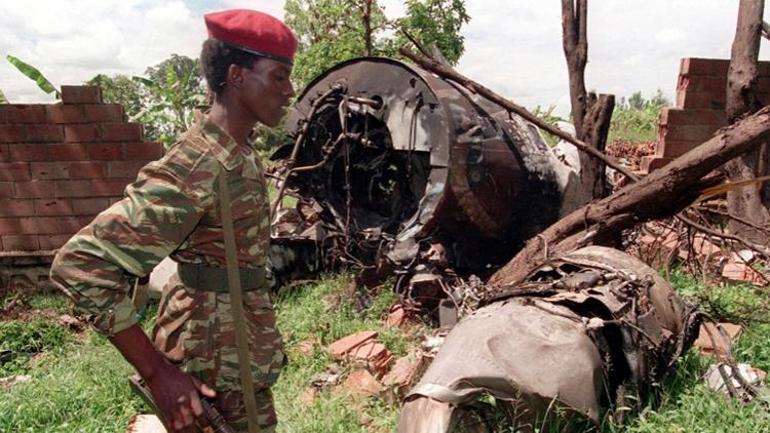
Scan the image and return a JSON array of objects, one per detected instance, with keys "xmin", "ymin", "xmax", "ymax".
[{"xmin": 218, "ymin": 173, "xmax": 261, "ymax": 433}]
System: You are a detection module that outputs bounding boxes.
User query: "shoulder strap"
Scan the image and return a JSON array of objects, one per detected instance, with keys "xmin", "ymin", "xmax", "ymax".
[{"xmin": 218, "ymin": 173, "xmax": 261, "ymax": 433}]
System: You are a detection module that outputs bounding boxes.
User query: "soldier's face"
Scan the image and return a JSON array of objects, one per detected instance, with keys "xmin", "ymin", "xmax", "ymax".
[{"xmin": 240, "ymin": 58, "xmax": 295, "ymax": 127}]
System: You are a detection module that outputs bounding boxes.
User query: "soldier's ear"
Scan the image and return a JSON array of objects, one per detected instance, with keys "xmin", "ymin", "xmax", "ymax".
[{"xmin": 226, "ymin": 64, "xmax": 245, "ymax": 89}]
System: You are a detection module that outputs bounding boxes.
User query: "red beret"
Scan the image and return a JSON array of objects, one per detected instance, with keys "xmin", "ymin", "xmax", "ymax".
[{"xmin": 204, "ymin": 9, "xmax": 297, "ymax": 66}]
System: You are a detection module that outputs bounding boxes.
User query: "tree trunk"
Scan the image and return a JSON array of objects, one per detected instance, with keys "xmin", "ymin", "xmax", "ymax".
[
  {"xmin": 562, "ymin": 0, "xmax": 588, "ymax": 139},
  {"xmin": 489, "ymin": 107, "xmax": 770, "ymax": 288},
  {"xmin": 562, "ymin": 0, "xmax": 614, "ymax": 200},
  {"xmin": 361, "ymin": 0, "xmax": 373, "ymax": 56},
  {"xmin": 725, "ymin": 0, "xmax": 770, "ymax": 243}
]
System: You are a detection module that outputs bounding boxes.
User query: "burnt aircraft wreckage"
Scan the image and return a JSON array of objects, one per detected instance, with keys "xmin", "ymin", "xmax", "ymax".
[
  {"xmin": 270, "ymin": 57, "xmax": 587, "ymax": 277},
  {"xmin": 267, "ymin": 57, "xmax": 700, "ymax": 431}
]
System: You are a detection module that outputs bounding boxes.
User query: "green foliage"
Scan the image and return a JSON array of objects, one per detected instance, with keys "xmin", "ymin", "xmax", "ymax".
[
  {"xmin": 0, "ymin": 89, "xmax": 7, "ymax": 103},
  {"xmin": 5, "ymin": 55, "xmax": 60, "ymax": 99},
  {"xmin": 532, "ymin": 104, "xmax": 567, "ymax": 146},
  {"xmin": 0, "ymin": 320, "xmax": 71, "ymax": 376},
  {"xmin": 390, "ymin": 0, "xmax": 470, "ymax": 64},
  {"xmin": 88, "ymin": 55, "xmax": 207, "ymax": 146},
  {"xmin": 284, "ymin": 0, "xmax": 469, "ymax": 88},
  {"xmin": 608, "ymin": 89, "xmax": 669, "ymax": 144}
]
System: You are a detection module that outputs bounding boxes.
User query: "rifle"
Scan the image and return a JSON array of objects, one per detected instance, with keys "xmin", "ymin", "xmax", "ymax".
[{"xmin": 129, "ymin": 374, "xmax": 235, "ymax": 433}]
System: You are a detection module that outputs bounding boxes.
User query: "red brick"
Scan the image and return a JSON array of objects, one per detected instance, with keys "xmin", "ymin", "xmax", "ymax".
[
  {"xmin": 36, "ymin": 216, "xmax": 85, "ymax": 234},
  {"xmin": 0, "ymin": 105, "xmax": 46, "ymax": 123},
  {"xmin": 0, "ymin": 218, "xmax": 23, "ymax": 235},
  {"xmin": 45, "ymin": 104, "xmax": 85, "ymax": 124},
  {"xmin": 61, "ymin": 86, "xmax": 102, "ymax": 104},
  {"xmin": 100, "ymin": 123, "xmax": 144, "ymax": 141},
  {"xmin": 71, "ymin": 197, "xmax": 110, "ymax": 215},
  {"xmin": 2, "ymin": 234, "xmax": 39, "ymax": 251},
  {"xmin": 659, "ymin": 108, "xmax": 726, "ymax": 127},
  {"xmin": 88, "ymin": 143, "xmax": 124, "ymax": 160},
  {"xmin": 30, "ymin": 162, "xmax": 69, "ymax": 180},
  {"xmin": 25, "ymin": 124, "xmax": 63, "ymax": 143},
  {"xmin": 3, "ymin": 216, "xmax": 83, "ymax": 235},
  {"xmin": 0, "ymin": 162, "xmax": 31, "ymax": 181},
  {"xmin": 82, "ymin": 104, "xmax": 125, "ymax": 123},
  {"xmin": 0, "ymin": 199, "xmax": 35, "ymax": 217},
  {"xmin": 660, "ymin": 124, "xmax": 719, "ymax": 142},
  {"xmin": 676, "ymin": 90, "xmax": 723, "ymax": 110},
  {"xmin": 64, "ymin": 124, "xmax": 100, "ymax": 142},
  {"xmin": 680, "ymin": 58, "xmax": 730, "ymax": 76},
  {"xmin": 55, "ymin": 178, "xmax": 131, "ymax": 198},
  {"xmin": 699, "ymin": 76, "xmax": 727, "ymax": 95},
  {"xmin": 34, "ymin": 199, "xmax": 74, "ymax": 216},
  {"xmin": 657, "ymin": 140, "xmax": 702, "ymax": 158},
  {"xmin": 48, "ymin": 143, "xmax": 89, "ymax": 161},
  {"xmin": 0, "ymin": 125, "xmax": 27, "ymax": 143},
  {"xmin": 0, "ymin": 183, "xmax": 13, "ymax": 198},
  {"xmin": 125, "ymin": 142, "xmax": 163, "ymax": 160},
  {"xmin": 756, "ymin": 92, "xmax": 770, "ymax": 106},
  {"xmin": 0, "ymin": 144, "xmax": 9, "ymax": 162},
  {"xmin": 14, "ymin": 181, "xmax": 56, "ymax": 199},
  {"xmin": 10, "ymin": 143, "xmax": 50, "ymax": 161},
  {"xmin": 38, "ymin": 234, "xmax": 73, "ymax": 250},
  {"xmin": 69, "ymin": 161, "xmax": 107, "ymax": 179},
  {"xmin": 108, "ymin": 160, "xmax": 146, "ymax": 178},
  {"xmin": 329, "ymin": 331, "xmax": 378, "ymax": 359},
  {"xmin": 640, "ymin": 156, "xmax": 673, "ymax": 173}
]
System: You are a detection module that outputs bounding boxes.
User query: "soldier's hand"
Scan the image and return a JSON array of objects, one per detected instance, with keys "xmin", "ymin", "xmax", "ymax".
[{"xmin": 145, "ymin": 359, "xmax": 217, "ymax": 432}]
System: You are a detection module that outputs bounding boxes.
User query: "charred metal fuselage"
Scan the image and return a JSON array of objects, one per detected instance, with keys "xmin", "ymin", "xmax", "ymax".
[{"xmin": 280, "ymin": 58, "xmax": 566, "ymax": 271}]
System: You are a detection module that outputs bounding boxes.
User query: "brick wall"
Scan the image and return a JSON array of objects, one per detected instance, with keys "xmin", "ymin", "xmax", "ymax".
[
  {"xmin": 641, "ymin": 57, "xmax": 770, "ymax": 172},
  {"xmin": 0, "ymin": 85, "xmax": 163, "ymax": 253}
]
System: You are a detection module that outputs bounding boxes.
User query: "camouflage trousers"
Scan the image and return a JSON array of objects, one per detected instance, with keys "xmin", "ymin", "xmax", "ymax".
[{"xmin": 152, "ymin": 274, "xmax": 285, "ymax": 432}]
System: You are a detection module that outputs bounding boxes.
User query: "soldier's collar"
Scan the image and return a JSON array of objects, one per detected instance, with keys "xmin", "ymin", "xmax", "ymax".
[{"xmin": 198, "ymin": 114, "xmax": 243, "ymax": 172}]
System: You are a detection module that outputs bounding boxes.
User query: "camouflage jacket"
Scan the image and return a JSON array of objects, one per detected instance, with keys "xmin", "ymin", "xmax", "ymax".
[{"xmin": 50, "ymin": 115, "xmax": 272, "ymax": 336}]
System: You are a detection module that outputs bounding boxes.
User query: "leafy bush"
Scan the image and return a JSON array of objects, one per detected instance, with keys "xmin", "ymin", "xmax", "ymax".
[{"xmin": 608, "ymin": 90, "xmax": 669, "ymax": 144}]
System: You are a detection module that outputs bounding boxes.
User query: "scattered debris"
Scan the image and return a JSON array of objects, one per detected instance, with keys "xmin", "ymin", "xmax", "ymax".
[
  {"xmin": 328, "ymin": 330, "xmax": 394, "ymax": 375},
  {"xmin": 329, "ymin": 331, "xmax": 378, "ymax": 360},
  {"xmin": 721, "ymin": 261, "xmax": 766, "ymax": 285},
  {"xmin": 694, "ymin": 322, "xmax": 743, "ymax": 356},
  {"xmin": 126, "ymin": 414, "xmax": 166, "ymax": 433},
  {"xmin": 0, "ymin": 374, "xmax": 31, "ymax": 391},
  {"xmin": 296, "ymin": 338, "xmax": 318, "ymax": 356},
  {"xmin": 310, "ymin": 364, "xmax": 344, "ymax": 389},
  {"xmin": 704, "ymin": 363, "xmax": 766, "ymax": 399},
  {"xmin": 382, "ymin": 352, "xmax": 422, "ymax": 394},
  {"xmin": 337, "ymin": 369, "xmax": 384, "ymax": 397},
  {"xmin": 300, "ymin": 387, "xmax": 318, "ymax": 407}
]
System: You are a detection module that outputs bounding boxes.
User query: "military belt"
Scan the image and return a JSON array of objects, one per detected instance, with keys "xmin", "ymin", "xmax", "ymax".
[{"xmin": 177, "ymin": 262, "xmax": 266, "ymax": 292}]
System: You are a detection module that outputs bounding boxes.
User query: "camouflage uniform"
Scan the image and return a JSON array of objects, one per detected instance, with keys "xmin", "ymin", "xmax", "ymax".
[{"xmin": 50, "ymin": 114, "xmax": 283, "ymax": 432}]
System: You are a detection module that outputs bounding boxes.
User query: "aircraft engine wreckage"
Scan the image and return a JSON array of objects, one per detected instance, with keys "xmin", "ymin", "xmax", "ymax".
[
  {"xmin": 399, "ymin": 246, "xmax": 700, "ymax": 432},
  {"xmin": 260, "ymin": 58, "xmax": 701, "ymax": 430},
  {"xmin": 270, "ymin": 57, "xmax": 586, "ymax": 278}
]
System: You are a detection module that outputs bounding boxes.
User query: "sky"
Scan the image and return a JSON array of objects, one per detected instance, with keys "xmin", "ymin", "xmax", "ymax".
[{"xmin": 3, "ymin": 0, "xmax": 770, "ymax": 115}]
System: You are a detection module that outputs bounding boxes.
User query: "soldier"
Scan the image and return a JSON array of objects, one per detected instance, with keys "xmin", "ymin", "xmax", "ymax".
[{"xmin": 50, "ymin": 9, "xmax": 296, "ymax": 433}]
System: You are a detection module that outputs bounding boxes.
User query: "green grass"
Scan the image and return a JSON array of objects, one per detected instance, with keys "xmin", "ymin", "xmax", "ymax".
[
  {"xmin": 273, "ymin": 274, "xmax": 418, "ymax": 433},
  {"xmin": 1, "ymin": 271, "xmax": 768, "ymax": 433},
  {"xmin": 0, "ymin": 319, "xmax": 72, "ymax": 376}
]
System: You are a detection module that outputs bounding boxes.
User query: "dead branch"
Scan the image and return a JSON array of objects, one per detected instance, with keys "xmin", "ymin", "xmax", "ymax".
[
  {"xmin": 399, "ymin": 47, "xmax": 638, "ymax": 182},
  {"xmin": 561, "ymin": 0, "xmax": 588, "ymax": 139},
  {"xmin": 677, "ymin": 212, "xmax": 770, "ymax": 259},
  {"xmin": 488, "ymin": 107, "xmax": 770, "ymax": 288}
]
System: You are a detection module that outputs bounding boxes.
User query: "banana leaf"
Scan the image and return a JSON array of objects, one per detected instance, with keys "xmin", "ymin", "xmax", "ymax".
[{"xmin": 6, "ymin": 55, "xmax": 60, "ymax": 98}]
